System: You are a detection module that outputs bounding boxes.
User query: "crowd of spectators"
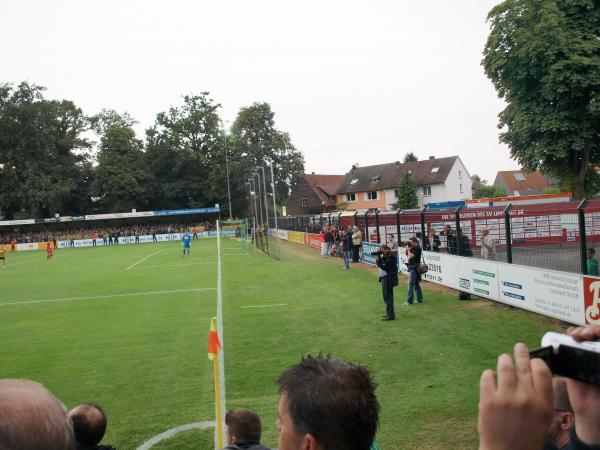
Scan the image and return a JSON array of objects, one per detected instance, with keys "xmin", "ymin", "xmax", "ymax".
[
  {"xmin": 0, "ymin": 221, "xmax": 217, "ymax": 245},
  {"xmin": 1, "ymin": 326, "xmax": 599, "ymax": 449}
]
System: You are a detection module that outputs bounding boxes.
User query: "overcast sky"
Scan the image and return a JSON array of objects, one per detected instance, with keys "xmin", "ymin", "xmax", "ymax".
[{"xmin": 3, "ymin": 0, "xmax": 518, "ymax": 183}]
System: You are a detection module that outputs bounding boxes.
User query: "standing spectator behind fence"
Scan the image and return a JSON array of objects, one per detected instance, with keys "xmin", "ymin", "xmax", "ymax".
[
  {"xmin": 442, "ymin": 225, "xmax": 457, "ymax": 255},
  {"xmin": 340, "ymin": 228, "xmax": 351, "ymax": 270},
  {"xmin": 481, "ymin": 229, "xmax": 497, "ymax": 261},
  {"xmin": 324, "ymin": 226, "xmax": 334, "ymax": 258},
  {"xmin": 587, "ymin": 248, "xmax": 598, "ymax": 276},
  {"xmin": 319, "ymin": 228, "xmax": 326, "ymax": 257},
  {"xmin": 424, "ymin": 226, "xmax": 440, "ymax": 252},
  {"xmin": 404, "ymin": 237, "xmax": 424, "ymax": 306},
  {"xmin": 352, "ymin": 226, "xmax": 362, "ymax": 263}
]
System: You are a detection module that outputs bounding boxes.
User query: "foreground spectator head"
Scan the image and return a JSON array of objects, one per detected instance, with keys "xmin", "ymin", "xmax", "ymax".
[
  {"xmin": 587, "ymin": 247, "xmax": 595, "ymax": 259},
  {"xmin": 67, "ymin": 403, "xmax": 107, "ymax": 448},
  {"xmin": 276, "ymin": 354, "xmax": 379, "ymax": 450},
  {"xmin": 545, "ymin": 377, "xmax": 573, "ymax": 449},
  {"xmin": 224, "ymin": 408, "xmax": 268, "ymax": 449},
  {"xmin": 0, "ymin": 379, "xmax": 74, "ymax": 450}
]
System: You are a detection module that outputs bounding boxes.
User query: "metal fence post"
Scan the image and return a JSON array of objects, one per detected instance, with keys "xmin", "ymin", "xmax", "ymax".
[
  {"xmin": 420, "ymin": 208, "xmax": 427, "ymax": 245},
  {"xmin": 338, "ymin": 212, "xmax": 343, "ymax": 230},
  {"xmin": 504, "ymin": 204, "xmax": 513, "ymax": 264},
  {"xmin": 365, "ymin": 211, "xmax": 369, "ymax": 243},
  {"xmin": 354, "ymin": 211, "xmax": 358, "ymax": 228},
  {"xmin": 328, "ymin": 213, "xmax": 332, "ymax": 226},
  {"xmin": 578, "ymin": 199, "xmax": 588, "ymax": 275},
  {"xmin": 455, "ymin": 206, "xmax": 462, "ymax": 256},
  {"xmin": 396, "ymin": 209, "xmax": 401, "ymax": 244},
  {"xmin": 375, "ymin": 210, "xmax": 381, "ymax": 243}
]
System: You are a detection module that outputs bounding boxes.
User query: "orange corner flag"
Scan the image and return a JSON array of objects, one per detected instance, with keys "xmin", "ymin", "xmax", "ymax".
[{"xmin": 208, "ymin": 317, "xmax": 221, "ymax": 361}]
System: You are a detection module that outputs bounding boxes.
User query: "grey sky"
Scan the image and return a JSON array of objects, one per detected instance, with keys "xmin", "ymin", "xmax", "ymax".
[{"xmin": 3, "ymin": 0, "xmax": 517, "ymax": 184}]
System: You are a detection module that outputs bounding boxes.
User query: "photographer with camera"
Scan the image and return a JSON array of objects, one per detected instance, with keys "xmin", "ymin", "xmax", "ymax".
[
  {"xmin": 373, "ymin": 244, "xmax": 398, "ymax": 321},
  {"xmin": 404, "ymin": 237, "xmax": 424, "ymax": 305},
  {"xmin": 478, "ymin": 325, "xmax": 600, "ymax": 450}
]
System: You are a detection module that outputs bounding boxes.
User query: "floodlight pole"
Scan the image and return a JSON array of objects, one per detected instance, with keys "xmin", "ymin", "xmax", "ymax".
[
  {"xmin": 270, "ymin": 162, "xmax": 278, "ymax": 233},
  {"xmin": 221, "ymin": 121, "xmax": 233, "ymax": 220},
  {"xmin": 253, "ymin": 173, "xmax": 264, "ymax": 229},
  {"xmin": 248, "ymin": 178, "xmax": 259, "ymax": 232},
  {"xmin": 257, "ymin": 166, "xmax": 269, "ymax": 228}
]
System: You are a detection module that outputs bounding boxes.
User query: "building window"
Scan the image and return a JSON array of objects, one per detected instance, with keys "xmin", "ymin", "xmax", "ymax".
[
  {"xmin": 459, "ymin": 184, "xmax": 463, "ymax": 193},
  {"xmin": 422, "ymin": 186, "xmax": 431, "ymax": 196},
  {"xmin": 346, "ymin": 193, "xmax": 356, "ymax": 202},
  {"xmin": 431, "ymin": 167, "xmax": 439, "ymax": 173},
  {"xmin": 300, "ymin": 198, "xmax": 308, "ymax": 208},
  {"xmin": 458, "ymin": 170, "xmax": 462, "ymax": 179},
  {"xmin": 350, "ymin": 178, "xmax": 359, "ymax": 184},
  {"xmin": 513, "ymin": 173, "xmax": 526, "ymax": 181},
  {"xmin": 369, "ymin": 175, "xmax": 381, "ymax": 183},
  {"xmin": 366, "ymin": 191, "xmax": 378, "ymax": 201}
]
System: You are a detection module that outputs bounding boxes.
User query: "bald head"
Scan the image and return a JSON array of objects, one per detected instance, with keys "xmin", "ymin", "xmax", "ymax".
[
  {"xmin": 68, "ymin": 404, "xmax": 107, "ymax": 446},
  {"xmin": 0, "ymin": 379, "xmax": 74, "ymax": 450}
]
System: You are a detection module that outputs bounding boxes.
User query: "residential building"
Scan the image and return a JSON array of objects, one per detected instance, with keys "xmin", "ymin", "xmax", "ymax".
[
  {"xmin": 494, "ymin": 170, "xmax": 556, "ymax": 196},
  {"xmin": 336, "ymin": 156, "xmax": 473, "ymax": 211},
  {"xmin": 285, "ymin": 173, "xmax": 345, "ymax": 216}
]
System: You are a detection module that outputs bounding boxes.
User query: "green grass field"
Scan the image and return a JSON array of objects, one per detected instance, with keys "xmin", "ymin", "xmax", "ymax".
[{"xmin": 0, "ymin": 236, "xmax": 564, "ymax": 449}]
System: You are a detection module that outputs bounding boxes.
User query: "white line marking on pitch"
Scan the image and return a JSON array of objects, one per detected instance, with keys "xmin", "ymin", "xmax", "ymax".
[
  {"xmin": 125, "ymin": 250, "xmax": 163, "ymax": 270},
  {"xmin": 241, "ymin": 303, "xmax": 288, "ymax": 309},
  {"xmin": 216, "ymin": 225, "xmax": 227, "ymax": 449},
  {"xmin": 0, "ymin": 288, "xmax": 216, "ymax": 307},
  {"xmin": 128, "ymin": 262, "xmax": 216, "ymax": 270},
  {"xmin": 135, "ymin": 421, "xmax": 215, "ymax": 450},
  {"xmin": 222, "ymin": 252, "xmax": 249, "ymax": 256}
]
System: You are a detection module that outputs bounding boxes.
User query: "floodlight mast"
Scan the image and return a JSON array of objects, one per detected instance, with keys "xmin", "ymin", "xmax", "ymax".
[
  {"xmin": 221, "ymin": 121, "xmax": 233, "ymax": 220},
  {"xmin": 270, "ymin": 162, "xmax": 278, "ymax": 234}
]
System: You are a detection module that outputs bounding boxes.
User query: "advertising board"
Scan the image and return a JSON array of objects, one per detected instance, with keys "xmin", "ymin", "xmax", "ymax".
[
  {"xmin": 287, "ymin": 231, "xmax": 305, "ymax": 245},
  {"xmin": 304, "ymin": 233, "xmax": 321, "ymax": 250}
]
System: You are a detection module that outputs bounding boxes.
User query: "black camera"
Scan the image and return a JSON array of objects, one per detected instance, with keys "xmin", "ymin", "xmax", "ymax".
[{"xmin": 371, "ymin": 251, "xmax": 383, "ymax": 256}]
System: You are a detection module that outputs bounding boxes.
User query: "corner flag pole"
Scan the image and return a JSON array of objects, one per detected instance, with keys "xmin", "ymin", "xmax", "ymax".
[{"xmin": 208, "ymin": 317, "xmax": 223, "ymax": 448}]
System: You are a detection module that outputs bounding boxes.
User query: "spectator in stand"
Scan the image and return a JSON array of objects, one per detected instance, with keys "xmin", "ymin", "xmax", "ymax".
[
  {"xmin": 0, "ymin": 379, "xmax": 74, "ymax": 450},
  {"xmin": 276, "ymin": 354, "xmax": 379, "ymax": 450},
  {"xmin": 587, "ymin": 248, "xmax": 598, "ymax": 276},
  {"xmin": 481, "ymin": 228, "xmax": 497, "ymax": 261},
  {"xmin": 340, "ymin": 228, "xmax": 352, "ymax": 270},
  {"xmin": 222, "ymin": 408, "xmax": 271, "ymax": 450},
  {"xmin": 544, "ymin": 377, "xmax": 574, "ymax": 450},
  {"xmin": 351, "ymin": 226, "xmax": 362, "ymax": 263},
  {"xmin": 68, "ymin": 403, "xmax": 115, "ymax": 450},
  {"xmin": 424, "ymin": 226, "xmax": 441, "ymax": 252},
  {"xmin": 458, "ymin": 227, "xmax": 473, "ymax": 257},
  {"xmin": 403, "ymin": 237, "xmax": 423, "ymax": 306},
  {"xmin": 478, "ymin": 325, "xmax": 600, "ymax": 450}
]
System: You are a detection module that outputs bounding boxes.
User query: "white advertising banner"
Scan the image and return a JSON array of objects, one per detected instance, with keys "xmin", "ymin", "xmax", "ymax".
[
  {"xmin": 276, "ymin": 229, "xmax": 289, "ymax": 240},
  {"xmin": 497, "ymin": 264, "xmax": 585, "ymax": 324}
]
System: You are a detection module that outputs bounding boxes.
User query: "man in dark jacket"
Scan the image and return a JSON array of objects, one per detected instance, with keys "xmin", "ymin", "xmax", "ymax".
[
  {"xmin": 424, "ymin": 226, "xmax": 441, "ymax": 252},
  {"xmin": 375, "ymin": 244, "xmax": 398, "ymax": 321},
  {"xmin": 222, "ymin": 409, "xmax": 271, "ymax": 450},
  {"xmin": 442, "ymin": 225, "xmax": 457, "ymax": 254}
]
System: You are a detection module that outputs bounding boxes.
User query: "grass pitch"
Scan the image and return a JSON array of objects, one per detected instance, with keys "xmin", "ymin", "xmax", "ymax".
[{"xmin": 0, "ymin": 236, "xmax": 563, "ymax": 449}]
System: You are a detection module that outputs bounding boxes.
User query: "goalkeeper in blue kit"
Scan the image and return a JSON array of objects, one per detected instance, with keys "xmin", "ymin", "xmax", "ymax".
[{"xmin": 182, "ymin": 232, "xmax": 191, "ymax": 256}]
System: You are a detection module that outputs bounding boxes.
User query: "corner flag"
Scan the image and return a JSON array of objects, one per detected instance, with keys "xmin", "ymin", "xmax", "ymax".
[
  {"xmin": 208, "ymin": 317, "xmax": 223, "ymax": 449},
  {"xmin": 208, "ymin": 317, "xmax": 221, "ymax": 361}
]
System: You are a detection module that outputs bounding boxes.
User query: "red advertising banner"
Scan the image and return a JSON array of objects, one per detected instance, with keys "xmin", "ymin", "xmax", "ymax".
[
  {"xmin": 582, "ymin": 275, "xmax": 600, "ymax": 325},
  {"xmin": 304, "ymin": 232, "xmax": 321, "ymax": 250}
]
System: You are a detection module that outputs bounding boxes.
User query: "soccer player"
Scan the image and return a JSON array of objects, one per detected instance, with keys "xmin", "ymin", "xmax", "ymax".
[
  {"xmin": 46, "ymin": 241, "xmax": 53, "ymax": 260},
  {"xmin": 182, "ymin": 231, "xmax": 191, "ymax": 256},
  {"xmin": 0, "ymin": 246, "xmax": 6, "ymax": 267}
]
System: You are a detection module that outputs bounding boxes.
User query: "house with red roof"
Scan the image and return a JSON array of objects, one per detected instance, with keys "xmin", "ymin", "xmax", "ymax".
[
  {"xmin": 285, "ymin": 173, "xmax": 345, "ymax": 216},
  {"xmin": 336, "ymin": 156, "xmax": 473, "ymax": 211}
]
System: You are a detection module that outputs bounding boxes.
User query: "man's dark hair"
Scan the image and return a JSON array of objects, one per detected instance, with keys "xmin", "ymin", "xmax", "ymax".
[
  {"xmin": 69, "ymin": 403, "xmax": 107, "ymax": 446},
  {"xmin": 380, "ymin": 244, "xmax": 390, "ymax": 251},
  {"xmin": 225, "ymin": 408, "xmax": 261, "ymax": 445},
  {"xmin": 589, "ymin": 248, "xmax": 595, "ymax": 255},
  {"xmin": 277, "ymin": 354, "xmax": 379, "ymax": 450}
]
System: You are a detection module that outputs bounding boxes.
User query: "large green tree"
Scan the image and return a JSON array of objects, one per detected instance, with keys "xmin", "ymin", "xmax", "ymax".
[
  {"xmin": 92, "ymin": 124, "xmax": 151, "ymax": 212},
  {"xmin": 222, "ymin": 102, "xmax": 305, "ymax": 217},
  {"xmin": 394, "ymin": 172, "xmax": 419, "ymax": 210},
  {"xmin": 145, "ymin": 93, "xmax": 221, "ymax": 210},
  {"xmin": 0, "ymin": 82, "xmax": 92, "ymax": 219},
  {"xmin": 403, "ymin": 152, "xmax": 418, "ymax": 163},
  {"xmin": 474, "ymin": 185, "xmax": 507, "ymax": 199},
  {"xmin": 482, "ymin": 0, "xmax": 600, "ymax": 198}
]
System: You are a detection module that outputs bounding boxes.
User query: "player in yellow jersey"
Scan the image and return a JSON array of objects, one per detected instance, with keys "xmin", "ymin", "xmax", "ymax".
[{"xmin": 0, "ymin": 247, "xmax": 6, "ymax": 267}]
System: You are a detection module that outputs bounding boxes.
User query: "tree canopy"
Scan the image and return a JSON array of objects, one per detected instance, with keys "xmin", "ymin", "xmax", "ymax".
[
  {"xmin": 0, "ymin": 82, "xmax": 305, "ymax": 220},
  {"xmin": 482, "ymin": 0, "xmax": 600, "ymax": 199},
  {"xmin": 403, "ymin": 152, "xmax": 418, "ymax": 163}
]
